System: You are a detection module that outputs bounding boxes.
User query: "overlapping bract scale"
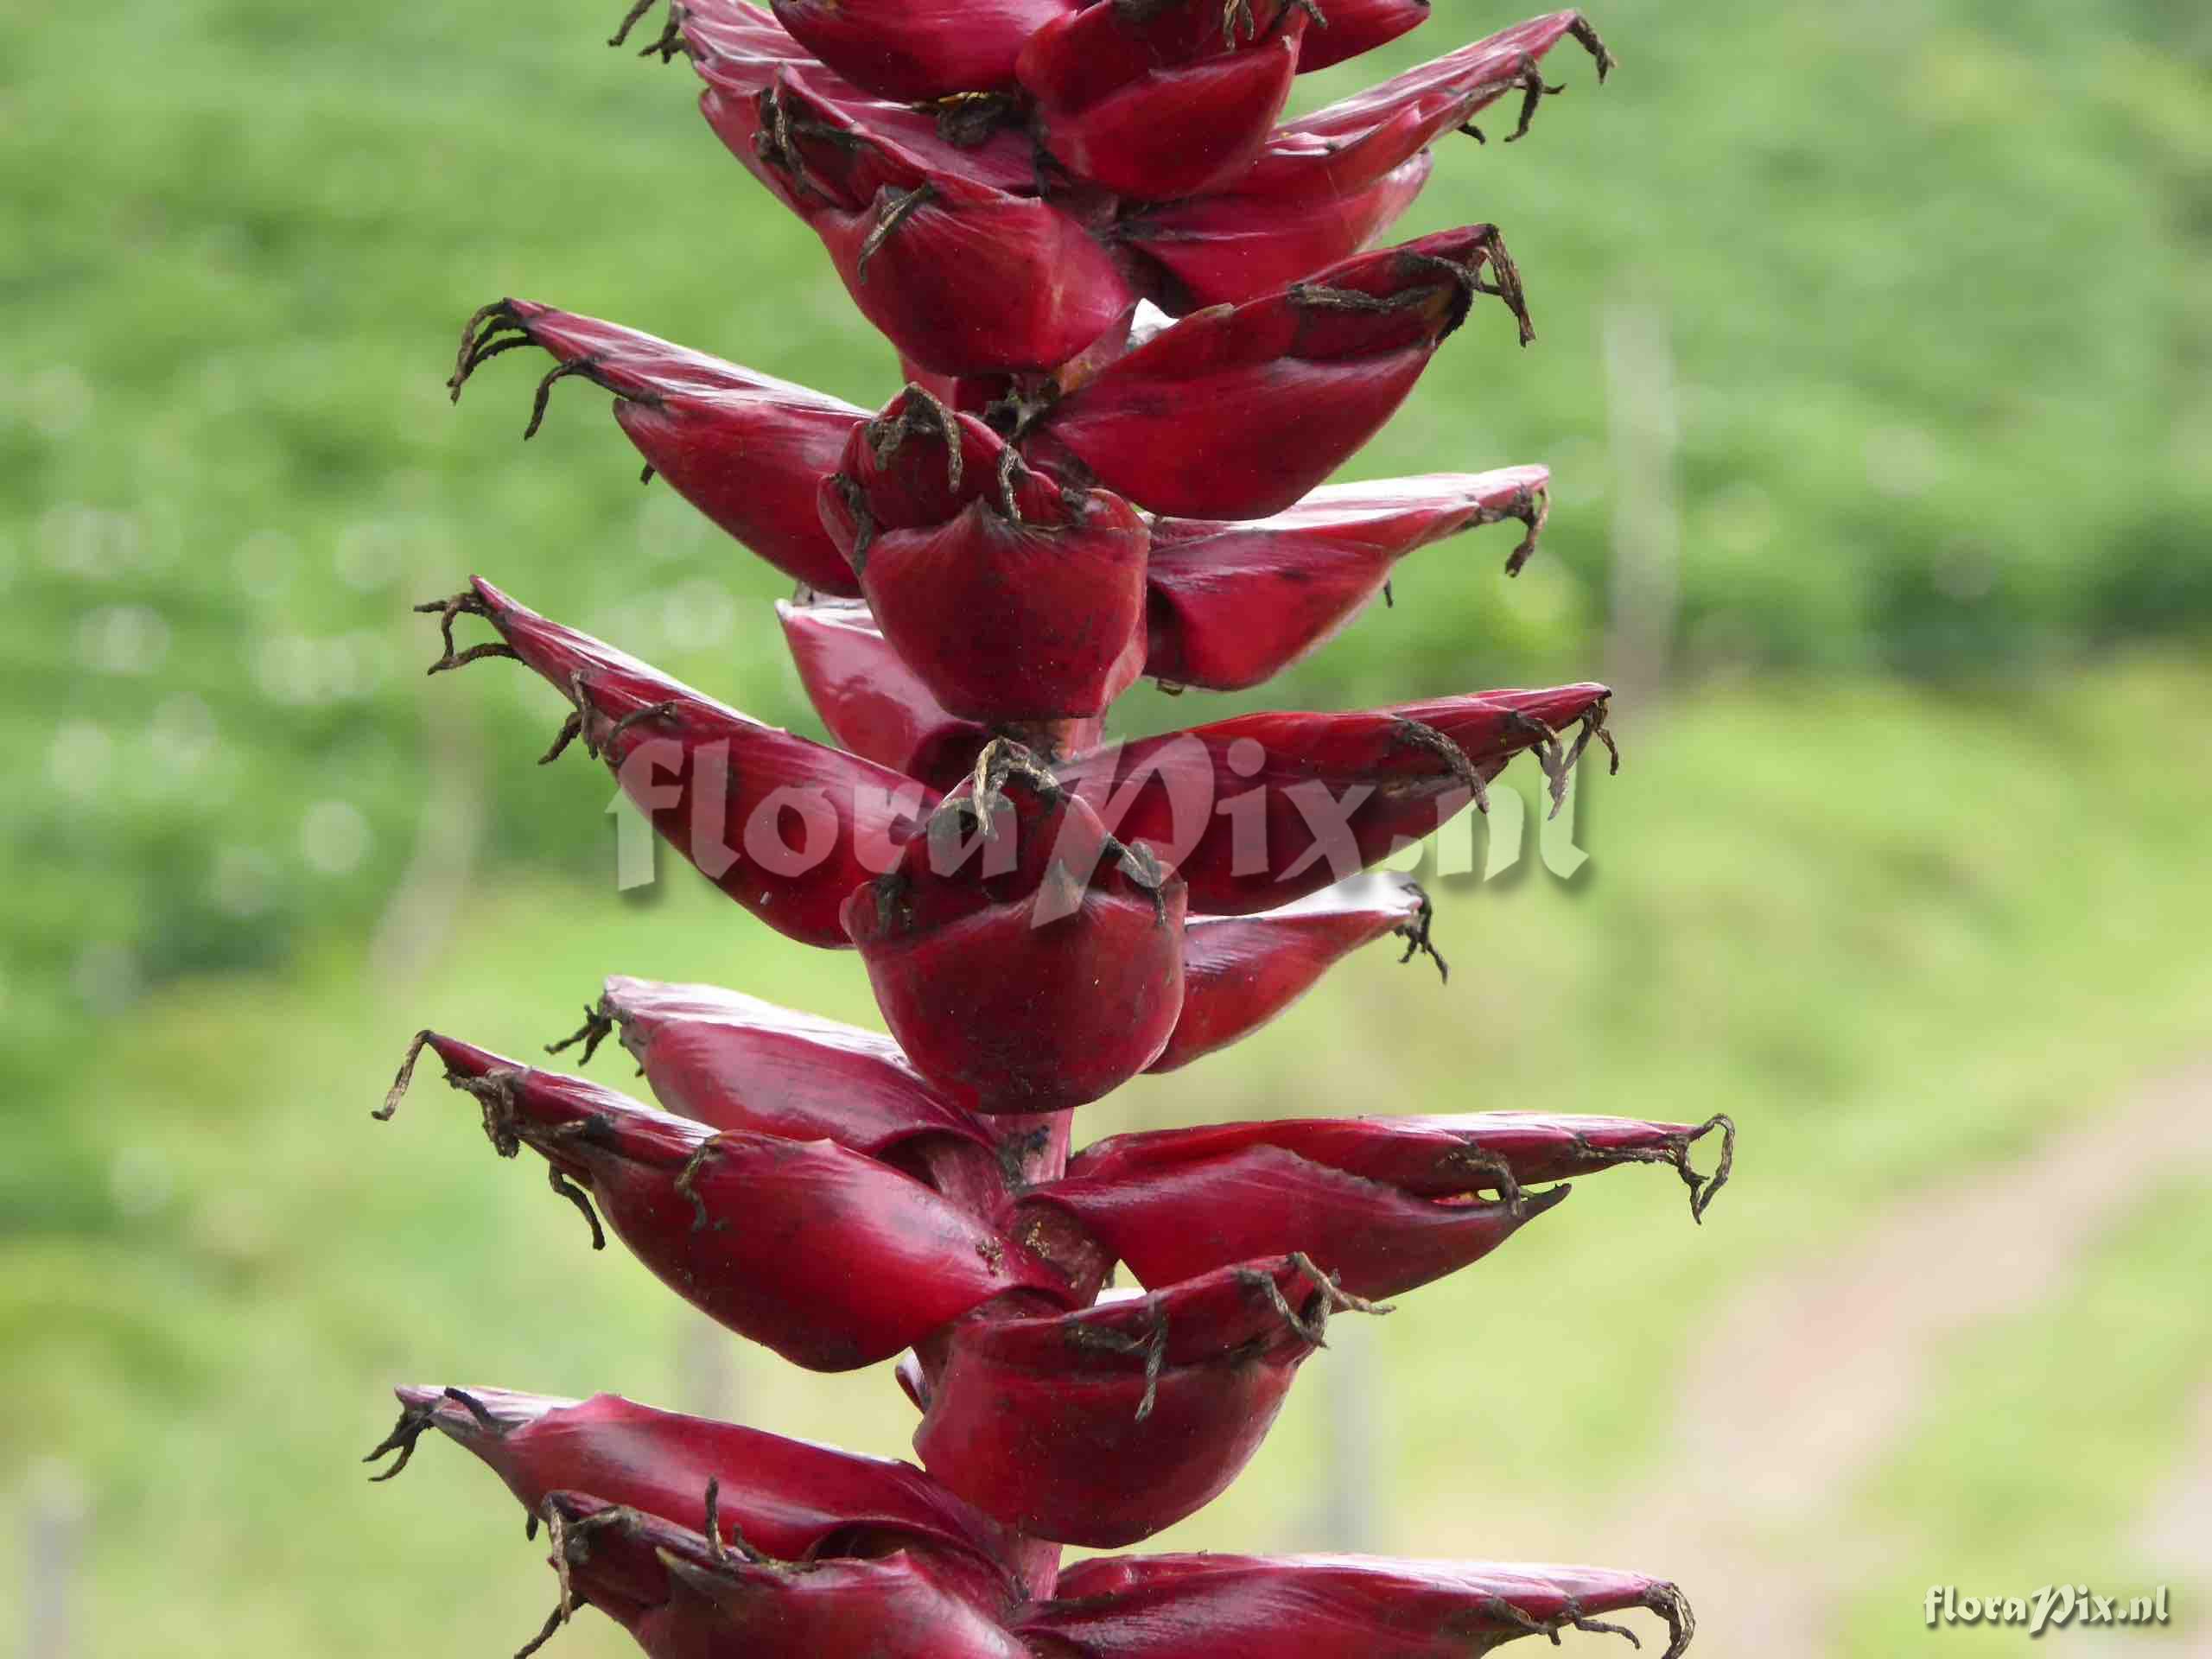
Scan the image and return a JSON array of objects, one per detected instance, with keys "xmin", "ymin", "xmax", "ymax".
[
  {"xmin": 422, "ymin": 577, "xmax": 933, "ymax": 949},
  {"xmin": 911, "ymin": 1255, "xmax": 1376, "ymax": 1546},
  {"xmin": 1146, "ymin": 467, "xmax": 1551, "ymax": 690},
  {"xmin": 367, "ymin": 1385, "xmax": 1021, "ymax": 1607},
  {"xmin": 1031, "ymin": 1109, "xmax": 1732, "ymax": 1299},
  {"xmin": 1019, "ymin": 226, "xmax": 1535, "ymax": 519},
  {"xmin": 844, "ymin": 744, "xmax": 1189, "ymax": 1113},
  {"xmin": 1025, "ymin": 1554, "xmax": 1694, "ymax": 1657},
  {"xmin": 450, "ymin": 301, "xmax": 867, "ymax": 594},
  {"xmin": 1016, "ymin": 0, "xmax": 1313, "ymax": 202},
  {"xmin": 373, "ymin": 1384, "xmax": 1697, "ymax": 1656},
  {"xmin": 820, "ymin": 387, "xmax": 1151, "ymax": 724},
  {"xmin": 1129, "ymin": 11, "xmax": 1612, "ymax": 309},
  {"xmin": 768, "ymin": 0, "xmax": 1075, "ymax": 102},
  {"xmin": 652, "ymin": 1, "xmax": 1609, "ymax": 377},
  {"xmin": 377, "ymin": 1033, "xmax": 1075, "ymax": 1368}
]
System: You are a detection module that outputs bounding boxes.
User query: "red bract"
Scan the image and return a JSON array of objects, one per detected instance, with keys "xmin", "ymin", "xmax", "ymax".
[
  {"xmin": 448, "ymin": 300, "xmax": 866, "ymax": 594},
  {"xmin": 417, "ymin": 577, "xmax": 933, "ymax": 950},
  {"xmin": 721, "ymin": 73, "xmax": 1137, "ymax": 377},
  {"xmin": 769, "ymin": 0, "xmax": 1073, "ymax": 101},
  {"xmin": 1064, "ymin": 1110, "xmax": 1735, "ymax": 1222},
  {"xmin": 781, "ymin": 598, "xmax": 1105, "ymax": 792},
  {"xmin": 528, "ymin": 1493, "xmax": 690, "ymax": 1644},
  {"xmin": 664, "ymin": 1541, "xmax": 1033, "ymax": 1659},
  {"xmin": 1122, "ymin": 145, "xmax": 1437, "ymax": 316},
  {"xmin": 1020, "ymin": 227, "xmax": 1534, "ymax": 518},
  {"xmin": 1030, "ymin": 1116, "xmax": 1566, "ymax": 1301},
  {"xmin": 554, "ymin": 975, "xmax": 1006, "ymax": 1203},
  {"xmin": 677, "ymin": 0, "xmax": 1040, "ymax": 189},
  {"xmin": 377, "ymin": 1033, "xmax": 1073, "ymax": 1369},
  {"xmin": 1017, "ymin": 0, "xmax": 1312, "ymax": 201},
  {"xmin": 833, "ymin": 385, "xmax": 1068, "ymax": 538},
  {"xmin": 779, "ymin": 597, "xmax": 991, "ymax": 788},
  {"xmin": 912, "ymin": 1255, "xmax": 1381, "ymax": 1546},
  {"xmin": 818, "ymin": 387, "xmax": 1149, "ymax": 723},
  {"xmin": 843, "ymin": 744, "xmax": 1186, "ymax": 1112},
  {"xmin": 1146, "ymin": 468, "xmax": 1551, "ymax": 692},
  {"xmin": 364, "ymin": 1386, "xmax": 1020, "ymax": 1607},
  {"xmin": 1023, "ymin": 1554, "xmax": 1694, "ymax": 1657},
  {"xmin": 1292, "ymin": 0, "xmax": 1432, "ymax": 72},
  {"xmin": 1054, "ymin": 683, "xmax": 1615, "ymax": 914},
  {"xmin": 1128, "ymin": 15, "xmax": 1608, "ymax": 308},
  {"xmin": 1300, "ymin": 10, "xmax": 1614, "ymax": 149},
  {"xmin": 575, "ymin": 973, "xmax": 1039, "ymax": 1208},
  {"xmin": 525, "ymin": 1491, "xmax": 1033, "ymax": 1659},
  {"xmin": 1151, "ymin": 872, "xmax": 1440, "ymax": 1073}
]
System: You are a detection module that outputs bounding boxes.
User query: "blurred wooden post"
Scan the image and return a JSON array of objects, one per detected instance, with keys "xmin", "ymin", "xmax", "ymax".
[
  {"xmin": 368, "ymin": 548, "xmax": 491, "ymax": 988},
  {"xmin": 678, "ymin": 1316, "xmax": 740, "ymax": 1423},
  {"xmin": 22, "ymin": 1460, "xmax": 87, "ymax": 1659},
  {"xmin": 1603, "ymin": 297, "xmax": 1681, "ymax": 699},
  {"xmin": 1315, "ymin": 1342, "xmax": 1381, "ymax": 1550}
]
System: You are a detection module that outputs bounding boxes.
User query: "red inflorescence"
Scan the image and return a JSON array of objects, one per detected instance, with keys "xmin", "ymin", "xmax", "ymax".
[{"xmin": 373, "ymin": 3, "xmax": 1723, "ymax": 1656}]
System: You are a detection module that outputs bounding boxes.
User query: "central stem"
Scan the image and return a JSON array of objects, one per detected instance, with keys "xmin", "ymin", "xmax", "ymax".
[
  {"xmin": 978, "ymin": 1106, "xmax": 1076, "ymax": 1601},
  {"xmin": 996, "ymin": 1107, "xmax": 1073, "ymax": 1597},
  {"xmin": 991, "ymin": 1107, "xmax": 1075, "ymax": 1190}
]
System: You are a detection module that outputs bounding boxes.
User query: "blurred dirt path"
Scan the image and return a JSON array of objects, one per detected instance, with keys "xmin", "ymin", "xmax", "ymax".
[
  {"xmin": 1587, "ymin": 1066, "xmax": 2212, "ymax": 1658},
  {"xmin": 2064, "ymin": 1382, "xmax": 2212, "ymax": 1658},
  {"xmin": 2129, "ymin": 1381, "xmax": 2212, "ymax": 1585}
]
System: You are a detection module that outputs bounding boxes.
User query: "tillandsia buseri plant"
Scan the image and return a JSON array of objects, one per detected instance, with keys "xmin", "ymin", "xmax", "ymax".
[{"xmin": 365, "ymin": 2, "xmax": 1739, "ymax": 1654}]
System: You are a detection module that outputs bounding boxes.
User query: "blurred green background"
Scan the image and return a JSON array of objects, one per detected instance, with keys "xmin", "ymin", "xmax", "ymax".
[{"xmin": 3, "ymin": 0, "xmax": 2209, "ymax": 1655}]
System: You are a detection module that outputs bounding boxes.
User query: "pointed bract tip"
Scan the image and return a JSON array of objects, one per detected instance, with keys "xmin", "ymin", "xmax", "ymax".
[
  {"xmin": 545, "ymin": 995, "xmax": 619, "ymax": 1065},
  {"xmin": 1683, "ymin": 1114, "xmax": 1735, "ymax": 1224},
  {"xmin": 413, "ymin": 585, "xmax": 518, "ymax": 677},
  {"xmin": 609, "ymin": 0, "xmax": 690, "ymax": 60},
  {"xmin": 374, "ymin": 1028, "xmax": 433, "ymax": 1121},
  {"xmin": 1394, "ymin": 879, "xmax": 1449, "ymax": 982},
  {"xmin": 1504, "ymin": 483, "xmax": 1551, "ymax": 576},
  {"xmin": 364, "ymin": 1385, "xmax": 516, "ymax": 1482},
  {"xmin": 445, "ymin": 299, "xmax": 668, "ymax": 438},
  {"xmin": 448, "ymin": 298, "xmax": 536, "ymax": 403},
  {"xmin": 1570, "ymin": 13, "xmax": 1618, "ymax": 82}
]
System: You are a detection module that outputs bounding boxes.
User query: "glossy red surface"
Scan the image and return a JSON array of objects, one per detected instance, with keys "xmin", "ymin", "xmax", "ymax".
[
  {"xmin": 1146, "ymin": 468, "xmax": 1551, "ymax": 690},
  {"xmin": 467, "ymin": 578, "xmax": 937, "ymax": 949}
]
